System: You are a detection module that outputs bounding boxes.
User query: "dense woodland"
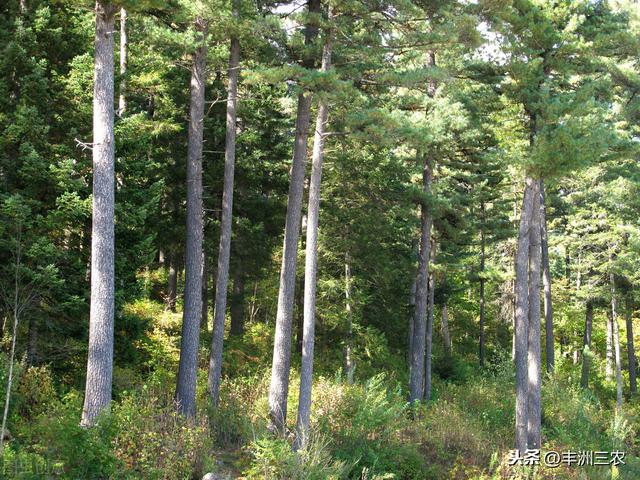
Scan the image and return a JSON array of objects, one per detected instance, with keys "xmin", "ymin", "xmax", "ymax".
[{"xmin": 1, "ymin": 0, "xmax": 640, "ymax": 478}]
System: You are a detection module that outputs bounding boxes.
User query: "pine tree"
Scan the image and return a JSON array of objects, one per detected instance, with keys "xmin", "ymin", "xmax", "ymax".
[
  {"xmin": 82, "ymin": 0, "xmax": 117, "ymax": 427},
  {"xmin": 175, "ymin": 15, "xmax": 208, "ymax": 418}
]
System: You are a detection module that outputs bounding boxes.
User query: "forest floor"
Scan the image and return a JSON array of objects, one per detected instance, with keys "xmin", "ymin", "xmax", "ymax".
[{"xmin": 3, "ymin": 297, "xmax": 640, "ymax": 479}]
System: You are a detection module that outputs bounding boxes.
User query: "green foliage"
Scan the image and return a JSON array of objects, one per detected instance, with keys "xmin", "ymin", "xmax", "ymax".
[
  {"xmin": 245, "ymin": 435, "xmax": 349, "ymax": 480},
  {"xmin": 2, "ymin": 1, "xmax": 640, "ymax": 479},
  {"xmin": 315, "ymin": 375, "xmax": 426, "ymax": 479},
  {"xmin": 22, "ymin": 391, "xmax": 120, "ymax": 479},
  {"xmin": 111, "ymin": 390, "xmax": 211, "ymax": 480}
]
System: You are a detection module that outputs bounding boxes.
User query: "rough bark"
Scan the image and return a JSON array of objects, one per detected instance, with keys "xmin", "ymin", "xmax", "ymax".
[
  {"xmin": 408, "ymin": 275, "xmax": 416, "ymax": 369},
  {"xmin": 512, "ymin": 187, "xmax": 518, "ymax": 363},
  {"xmin": 167, "ymin": 254, "xmax": 177, "ymax": 312},
  {"xmin": 409, "ymin": 155, "xmax": 433, "ymax": 403},
  {"xmin": 175, "ymin": 18, "xmax": 207, "ymax": 418},
  {"xmin": 626, "ymin": 298, "xmax": 637, "ymax": 394},
  {"xmin": 540, "ymin": 181, "xmax": 554, "ymax": 373},
  {"xmin": 514, "ymin": 178, "xmax": 535, "ymax": 452},
  {"xmin": 295, "ymin": 50, "xmax": 332, "ymax": 445},
  {"xmin": 527, "ymin": 179, "xmax": 542, "ymax": 450},
  {"xmin": 423, "ymin": 240, "xmax": 436, "ymax": 402},
  {"xmin": 230, "ymin": 265, "xmax": 245, "ymax": 336},
  {"xmin": 611, "ymin": 273, "xmax": 623, "ymax": 412},
  {"xmin": 267, "ymin": 93, "xmax": 313, "ymax": 432},
  {"xmin": 267, "ymin": 0, "xmax": 321, "ymax": 434},
  {"xmin": 607, "ymin": 312, "xmax": 614, "ymax": 381},
  {"xmin": 81, "ymin": 0, "xmax": 116, "ymax": 427},
  {"xmin": 479, "ymin": 204, "xmax": 486, "ymax": 368},
  {"xmin": 118, "ymin": 8, "xmax": 127, "ymax": 116},
  {"xmin": 208, "ymin": 13, "xmax": 240, "ymax": 406},
  {"xmin": 580, "ymin": 301, "xmax": 593, "ymax": 389},
  {"xmin": 295, "ymin": 273, "xmax": 304, "ymax": 354},
  {"xmin": 343, "ymin": 254, "xmax": 355, "ymax": 385}
]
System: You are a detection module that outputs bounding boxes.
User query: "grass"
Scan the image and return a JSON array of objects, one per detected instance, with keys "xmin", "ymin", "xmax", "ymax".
[{"xmin": 2, "ymin": 299, "xmax": 639, "ymax": 479}]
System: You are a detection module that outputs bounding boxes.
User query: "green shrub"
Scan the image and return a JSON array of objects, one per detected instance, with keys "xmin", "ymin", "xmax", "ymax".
[
  {"xmin": 244, "ymin": 434, "xmax": 349, "ymax": 480},
  {"xmin": 208, "ymin": 375, "xmax": 263, "ymax": 447},
  {"xmin": 111, "ymin": 388, "xmax": 211, "ymax": 480},
  {"xmin": 315, "ymin": 374, "xmax": 426, "ymax": 479},
  {"xmin": 26, "ymin": 391, "xmax": 120, "ymax": 479},
  {"xmin": 15, "ymin": 365, "xmax": 56, "ymax": 419}
]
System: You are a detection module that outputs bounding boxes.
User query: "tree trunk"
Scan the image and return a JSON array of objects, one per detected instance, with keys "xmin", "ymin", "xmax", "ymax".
[
  {"xmin": 175, "ymin": 17, "xmax": 207, "ymax": 418},
  {"xmin": 607, "ymin": 312, "xmax": 614, "ymax": 381},
  {"xmin": 295, "ymin": 273, "xmax": 304, "ymax": 354},
  {"xmin": 230, "ymin": 264, "xmax": 245, "ymax": 336},
  {"xmin": 626, "ymin": 298, "xmax": 636, "ymax": 395},
  {"xmin": 423, "ymin": 240, "xmax": 436, "ymax": 402},
  {"xmin": 343, "ymin": 253, "xmax": 355, "ymax": 385},
  {"xmin": 295, "ymin": 46, "xmax": 332, "ymax": 444},
  {"xmin": 409, "ymin": 155, "xmax": 433, "ymax": 403},
  {"xmin": 527, "ymin": 179, "xmax": 542, "ymax": 450},
  {"xmin": 611, "ymin": 273, "xmax": 623, "ymax": 412},
  {"xmin": 208, "ymin": 15, "xmax": 240, "ymax": 406},
  {"xmin": 514, "ymin": 177, "xmax": 535, "ymax": 452},
  {"xmin": 81, "ymin": 0, "xmax": 116, "ymax": 427},
  {"xmin": 540, "ymin": 181, "xmax": 554, "ymax": 373},
  {"xmin": 268, "ymin": 105, "xmax": 312, "ymax": 427},
  {"xmin": 580, "ymin": 301, "xmax": 593, "ymax": 388},
  {"xmin": 118, "ymin": 8, "xmax": 127, "ymax": 116},
  {"xmin": 267, "ymin": 0, "xmax": 321, "ymax": 434},
  {"xmin": 408, "ymin": 276, "xmax": 416, "ymax": 370},
  {"xmin": 167, "ymin": 254, "xmax": 177, "ymax": 312},
  {"xmin": 479, "ymin": 204, "xmax": 486, "ymax": 368},
  {"xmin": 512, "ymin": 186, "xmax": 518, "ymax": 363}
]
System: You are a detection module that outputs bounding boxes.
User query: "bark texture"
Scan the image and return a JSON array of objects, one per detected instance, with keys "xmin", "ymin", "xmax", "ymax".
[
  {"xmin": 607, "ymin": 313, "xmax": 614, "ymax": 381},
  {"xmin": 410, "ymin": 50, "xmax": 436, "ymax": 404},
  {"xmin": 409, "ymin": 156, "xmax": 433, "ymax": 403},
  {"xmin": 626, "ymin": 298, "xmax": 637, "ymax": 394},
  {"xmin": 295, "ymin": 35, "xmax": 332, "ymax": 447},
  {"xmin": 208, "ymin": 14, "xmax": 240, "ymax": 406},
  {"xmin": 580, "ymin": 301, "xmax": 593, "ymax": 388},
  {"xmin": 175, "ymin": 18, "xmax": 207, "ymax": 417},
  {"xmin": 81, "ymin": 0, "xmax": 116, "ymax": 427},
  {"xmin": 267, "ymin": 0, "xmax": 321, "ymax": 434},
  {"xmin": 611, "ymin": 273, "xmax": 623, "ymax": 411},
  {"xmin": 514, "ymin": 178, "xmax": 535, "ymax": 452},
  {"xmin": 479, "ymin": 204, "xmax": 486, "ymax": 367},
  {"xmin": 344, "ymin": 255, "xmax": 355, "ymax": 384},
  {"xmin": 423, "ymin": 240, "xmax": 436, "ymax": 402},
  {"xmin": 527, "ymin": 179, "xmax": 542, "ymax": 450},
  {"xmin": 118, "ymin": 8, "xmax": 127, "ymax": 116},
  {"xmin": 268, "ymin": 92, "xmax": 313, "ymax": 432},
  {"xmin": 540, "ymin": 181, "xmax": 554, "ymax": 373}
]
